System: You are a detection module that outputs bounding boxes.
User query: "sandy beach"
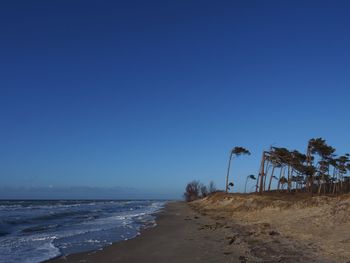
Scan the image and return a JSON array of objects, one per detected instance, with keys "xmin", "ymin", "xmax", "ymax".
[
  {"xmin": 48, "ymin": 201, "xmax": 244, "ymax": 263},
  {"xmin": 49, "ymin": 193, "xmax": 350, "ymax": 263}
]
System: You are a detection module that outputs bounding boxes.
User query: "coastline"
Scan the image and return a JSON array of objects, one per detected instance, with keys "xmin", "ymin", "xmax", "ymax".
[
  {"xmin": 47, "ymin": 194, "xmax": 350, "ymax": 263},
  {"xmin": 47, "ymin": 201, "xmax": 243, "ymax": 263}
]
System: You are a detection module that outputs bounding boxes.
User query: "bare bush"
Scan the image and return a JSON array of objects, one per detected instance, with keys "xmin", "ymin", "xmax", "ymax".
[
  {"xmin": 184, "ymin": 181, "xmax": 201, "ymax": 202},
  {"xmin": 184, "ymin": 180, "xmax": 218, "ymax": 201}
]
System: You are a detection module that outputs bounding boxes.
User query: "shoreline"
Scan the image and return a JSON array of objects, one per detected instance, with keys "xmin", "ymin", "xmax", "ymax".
[
  {"xmin": 45, "ymin": 201, "xmax": 169, "ymax": 263},
  {"xmin": 47, "ymin": 194, "xmax": 350, "ymax": 263},
  {"xmin": 47, "ymin": 201, "xmax": 243, "ymax": 263}
]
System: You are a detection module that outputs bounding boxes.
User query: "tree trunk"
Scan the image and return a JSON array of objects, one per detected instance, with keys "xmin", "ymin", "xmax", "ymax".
[
  {"xmin": 332, "ymin": 179, "xmax": 337, "ymax": 194},
  {"xmin": 245, "ymin": 176, "xmax": 249, "ymax": 193},
  {"xmin": 287, "ymin": 165, "xmax": 291, "ymax": 192},
  {"xmin": 318, "ymin": 173, "xmax": 325, "ymax": 195},
  {"xmin": 306, "ymin": 143, "xmax": 312, "ymax": 193},
  {"xmin": 339, "ymin": 172, "xmax": 344, "ymax": 194},
  {"xmin": 310, "ymin": 171, "xmax": 316, "ymax": 196},
  {"xmin": 259, "ymin": 151, "xmax": 266, "ymax": 194},
  {"xmin": 225, "ymin": 153, "xmax": 233, "ymax": 193},
  {"xmin": 267, "ymin": 165, "xmax": 276, "ymax": 192},
  {"xmin": 263, "ymin": 160, "xmax": 270, "ymax": 192},
  {"xmin": 277, "ymin": 166, "xmax": 284, "ymax": 191}
]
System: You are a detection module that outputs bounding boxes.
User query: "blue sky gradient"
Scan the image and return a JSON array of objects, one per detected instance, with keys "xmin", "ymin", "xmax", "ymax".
[{"xmin": 1, "ymin": 0, "xmax": 350, "ymax": 198}]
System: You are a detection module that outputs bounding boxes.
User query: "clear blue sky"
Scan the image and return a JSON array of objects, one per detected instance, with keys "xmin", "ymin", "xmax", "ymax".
[{"xmin": 1, "ymin": 0, "xmax": 350, "ymax": 198}]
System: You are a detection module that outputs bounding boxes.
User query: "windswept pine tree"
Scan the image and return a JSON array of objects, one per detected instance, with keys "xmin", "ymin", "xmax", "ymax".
[
  {"xmin": 331, "ymin": 154, "xmax": 350, "ymax": 193},
  {"xmin": 254, "ymin": 138, "xmax": 350, "ymax": 195},
  {"xmin": 307, "ymin": 138, "xmax": 336, "ymax": 194},
  {"xmin": 225, "ymin": 147, "xmax": 251, "ymax": 193}
]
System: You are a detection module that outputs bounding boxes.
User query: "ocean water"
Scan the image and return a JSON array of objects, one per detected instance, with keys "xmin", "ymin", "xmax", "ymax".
[{"xmin": 0, "ymin": 200, "xmax": 165, "ymax": 263}]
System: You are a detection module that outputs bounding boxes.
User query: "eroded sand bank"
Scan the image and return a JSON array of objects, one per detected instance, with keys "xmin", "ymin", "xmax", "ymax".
[{"xmin": 192, "ymin": 192, "xmax": 350, "ymax": 263}]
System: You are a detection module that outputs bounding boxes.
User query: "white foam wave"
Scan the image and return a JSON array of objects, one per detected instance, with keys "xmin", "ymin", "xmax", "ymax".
[{"xmin": 0, "ymin": 200, "xmax": 166, "ymax": 263}]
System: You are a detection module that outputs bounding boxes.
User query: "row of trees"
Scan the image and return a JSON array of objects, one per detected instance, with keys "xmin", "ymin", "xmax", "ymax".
[
  {"xmin": 184, "ymin": 137, "xmax": 349, "ymax": 202},
  {"xmin": 225, "ymin": 138, "xmax": 350, "ymax": 195}
]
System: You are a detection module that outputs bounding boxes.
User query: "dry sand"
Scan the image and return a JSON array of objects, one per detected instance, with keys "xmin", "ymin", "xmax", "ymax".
[
  {"xmin": 49, "ymin": 193, "xmax": 350, "ymax": 263},
  {"xmin": 192, "ymin": 192, "xmax": 350, "ymax": 263}
]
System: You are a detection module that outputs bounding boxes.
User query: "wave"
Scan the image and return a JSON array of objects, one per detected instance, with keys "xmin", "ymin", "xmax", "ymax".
[
  {"xmin": 0, "ymin": 200, "xmax": 108, "ymax": 211},
  {"xmin": 0, "ymin": 200, "xmax": 166, "ymax": 263},
  {"xmin": 33, "ymin": 210, "xmax": 95, "ymax": 221},
  {"xmin": 22, "ymin": 224, "xmax": 61, "ymax": 233},
  {"xmin": 0, "ymin": 231, "xmax": 10, "ymax": 237},
  {"xmin": 2, "ymin": 210, "xmax": 99, "ymax": 226}
]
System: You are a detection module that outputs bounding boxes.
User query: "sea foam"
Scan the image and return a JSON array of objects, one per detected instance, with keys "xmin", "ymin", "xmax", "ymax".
[{"xmin": 0, "ymin": 200, "xmax": 165, "ymax": 263}]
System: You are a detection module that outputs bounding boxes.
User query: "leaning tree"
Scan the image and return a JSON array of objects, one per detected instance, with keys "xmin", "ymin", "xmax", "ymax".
[
  {"xmin": 307, "ymin": 138, "xmax": 336, "ymax": 194},
  {"xmin": 225, "ymin": 146, "xmax": 251, "ymax": 193},
  {"xmin": 332, "ymin": 154, "xmax": 350, "ymax": 194},
  {"xmin": 253, "ymin": 137, "xmax": 348, "ymax": 195},
  {"xmin": 245, "ymin": 174, "xmax": 256, "ymax": 193}
]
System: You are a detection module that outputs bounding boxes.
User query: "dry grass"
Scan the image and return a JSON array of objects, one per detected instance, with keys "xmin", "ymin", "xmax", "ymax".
[{"xmin": 191, "ymin": 192, "xmax": 350, "ymax": 262}]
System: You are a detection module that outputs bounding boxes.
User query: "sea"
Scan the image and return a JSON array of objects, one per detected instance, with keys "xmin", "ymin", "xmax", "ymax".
[{"xmin": 0, "ymin": 200, "xmax": 165, "ymax": 263}]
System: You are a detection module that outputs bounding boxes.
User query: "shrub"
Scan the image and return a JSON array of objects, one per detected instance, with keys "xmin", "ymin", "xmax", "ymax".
[
  {"xmin": 184, "ymin": 180, "xmax": 201, "ymax": 202},
  {"xmin": 184, "ymin": 180, "xmax": 218, "ymax": 201}
]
